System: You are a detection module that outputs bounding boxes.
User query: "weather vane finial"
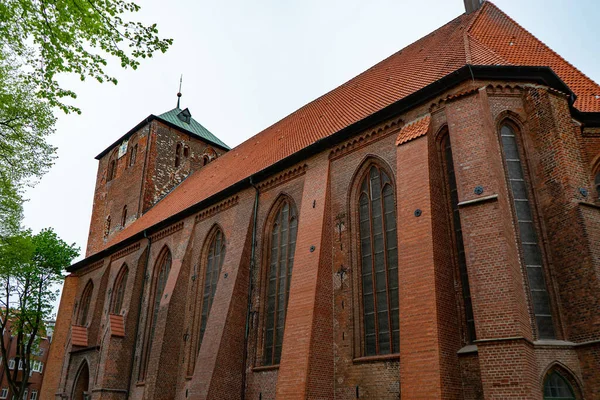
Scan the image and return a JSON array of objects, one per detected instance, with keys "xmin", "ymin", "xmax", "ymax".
[{"xmin": 177, "ymin": 74, "xmax": 183, "ymax": 109}]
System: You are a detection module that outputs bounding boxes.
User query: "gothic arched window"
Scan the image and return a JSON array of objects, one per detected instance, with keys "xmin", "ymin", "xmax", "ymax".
[
  {"xmin": 357, "ymin": 164, "xmax": 399, "ymax": 356},
  {"xmin": 129, "ymin": 143, "xmax": 138, "ymax": 167},
  {"xmin": 543, "ymin": 371, "xmax": 576, "ymax": 399},
  {"xmin": 263, "ymin": 197, "xmax": 298, "ymax": 366},
  {"xmin": 198, "ymin": 228, "xmax": 226, "ymax": 350},
  {"xmin": 78, "ymin": 281, "xmax": 94, "ymax": 326},
  {"xmin": 500, "ymin": 122, "xmax": 555, "ymax": 339},
  {"xmin": 107, "ymin": 159, "xmax": 116, "ymax": 182},
  {"xmin": 111, "ymin": 264, "xmax": 129, "ymax": 315},
  {"xmin": 441, "ymin": 133, "xmax": 476, "ymax": 343},
  {"xmin": 139, "ymin": 247, "xmax": 172, "ymax": 381},
  {"xmin": 188, "ymin": 227, "xmax": 226, "ymax": 374}
]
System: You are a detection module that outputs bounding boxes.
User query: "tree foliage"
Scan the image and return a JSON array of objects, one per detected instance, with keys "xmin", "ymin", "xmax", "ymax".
[
  {"xmin": 0, "ymin": 0, "xmax": 173, "ymax": 113},
  {"xmin": 0, "ymin": 0, "xmax": 172, "ymax": 232},
  {"xmin": 0, "ymin": 2, "xmax": 169, "ymax": 395},
  {"xmin": 0, "ymin": 228, "xmax": 79, "ymax": 398},
  {"xmin": 0, "ymin": 56, "xmax": 56, "ymax": 235}
]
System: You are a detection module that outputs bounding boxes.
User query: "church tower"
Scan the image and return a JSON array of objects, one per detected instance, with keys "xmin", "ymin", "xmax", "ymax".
[
  {"xmin": 464, "ymin": 0, "xmax": 484, "ymax": 13},
  {"xmin": 85, "ymin": 105, "xmax": 229, "ymax": 256}
]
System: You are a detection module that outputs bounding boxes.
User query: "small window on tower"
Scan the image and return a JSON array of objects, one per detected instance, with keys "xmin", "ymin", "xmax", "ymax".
[
  {"xmin": 107, "ymin": 159, "xmax": 116, "ymax": 182},
  {"xmin": 121, "ymin": 205, "xmax": 127, "ymax": 228},
  {"xmin": 175, "ymin": 143, "xmax": 182, "ymax": 167},
  {"xmin": 202, "ymin": 156, "xmax": 209, "ymax": 166},
  {"xmin": 129, "ymin": 144, "xmax": 138, "ymax": 167},
  {"xmin": 104, "ymin": 216, "xmax": 111, "ymax": 238},
  {"xmin": 183, "ymin": 146, "xmax": 190, "ymax": 158}
]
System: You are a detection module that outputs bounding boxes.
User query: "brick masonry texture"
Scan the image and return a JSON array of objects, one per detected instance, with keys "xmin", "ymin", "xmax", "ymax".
[{"xmin": 43, "ymin": 2, "xmax": 600, "ymax": 400}]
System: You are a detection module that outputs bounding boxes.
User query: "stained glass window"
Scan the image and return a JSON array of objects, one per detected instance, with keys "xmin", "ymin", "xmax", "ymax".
[
  {"xmin": 264, "ymin": 199, "xmax": 298, "ymax": 365},
  {"xmin": 442, "ymin": 134, "xmax": 476, "ymax": 342},
  {"xmin": 358, "ymin": 166, "xmax": 399, "ymax": 356},
  {"xmin": 198, "ymin": 229, "xmax": 226, "ymax": 350},
  {"xmin": 501, "ymin": 124, "xmax": 555, "ymax": 339}
]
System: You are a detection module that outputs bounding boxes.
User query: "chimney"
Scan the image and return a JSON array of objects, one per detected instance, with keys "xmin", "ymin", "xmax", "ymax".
[{"xmin": 464, "ymin": 0, "xmax": 484, "ymax": 14}]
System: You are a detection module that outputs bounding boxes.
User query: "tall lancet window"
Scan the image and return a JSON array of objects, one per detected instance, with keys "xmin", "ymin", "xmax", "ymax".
[
  {"xmin": 139, "ymin": 247, "xmax": 172, "ymax": 381},
  {"xmin": 263, "ymin": 197, "xmax": 298, "ymax": 366},
  {"xmin": 441, "ymin": 133, "xmax": 476, "ymax": 343},
  {"xmin": 78, "ymin": 281, "xmax": 94, "ymax": 326},
  {"xmin": 111, "ymin": 264, "xmax": 129, "ymax": 315},
  {"xmin": 500, "ymin": 123, "xmax": 555, "ymax": 339},
  {"xmin": 198, "ymin": 228, "xmax": 226, "ymax": 350},
  {"xmin": 357, "ymin": 165, "xmax": 399, "ymax": 356}
]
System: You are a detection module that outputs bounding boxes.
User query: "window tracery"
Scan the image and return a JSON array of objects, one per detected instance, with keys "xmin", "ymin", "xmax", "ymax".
[{"xmin": 356, "ymin": 164, "xmax": 399, "ymax": 356}]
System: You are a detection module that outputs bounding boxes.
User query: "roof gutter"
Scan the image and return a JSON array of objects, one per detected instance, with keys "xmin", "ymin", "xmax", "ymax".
[{"xmin": 68, "ymin": 65, "xmax": 600, "ymax": 272}]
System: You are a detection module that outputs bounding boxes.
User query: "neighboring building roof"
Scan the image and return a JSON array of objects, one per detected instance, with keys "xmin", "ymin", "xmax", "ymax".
[
  {"xmin": 81, "ymin": 1, "xmax": 600, "ymax": 262},
  {"xmin": 156, "ymin": 107, "xmax": 230, "ymax": 150}
]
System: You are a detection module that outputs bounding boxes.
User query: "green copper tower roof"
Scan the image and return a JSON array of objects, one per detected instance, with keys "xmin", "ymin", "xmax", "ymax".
[
  {"xmin": 95, "ymin": 106, "xmax": 230, "ymax": 159},
  {"xmin": 156, "ymin": 107, "xmax": 230, "ymax": 150}
]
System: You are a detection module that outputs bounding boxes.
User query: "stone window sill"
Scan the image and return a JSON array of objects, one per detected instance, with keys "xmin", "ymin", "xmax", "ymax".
[
  {"xmin": 352, "ymin": 353, "xmax": 399, "ymax": 364},
  {"xmin": 252, "ymin": 364, "xmax": 280, "ymax": 372},
  {"xmin": 457, "ymin": 344, "xmax": 478, "ymax": 355}
]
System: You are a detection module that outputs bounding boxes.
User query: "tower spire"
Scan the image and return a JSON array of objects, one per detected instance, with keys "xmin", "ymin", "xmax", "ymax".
[{"xmin": 177, "ymin": 74, "xmax": 183, "ymax": 109}]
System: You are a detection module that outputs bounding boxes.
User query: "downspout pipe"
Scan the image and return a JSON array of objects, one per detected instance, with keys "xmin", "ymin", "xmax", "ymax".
[
  {"xmin": 126, "ymin": 231, "xmax": 151, "ymax": 399},
  {"xmin": 241, "ymin": 177, "xmax": 259, "ymax": 400}
]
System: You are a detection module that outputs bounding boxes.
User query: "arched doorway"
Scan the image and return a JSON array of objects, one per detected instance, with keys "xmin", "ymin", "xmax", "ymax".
[{"xmin": 72, "ymin": 361, "xmax": 90, "ymax": 400}]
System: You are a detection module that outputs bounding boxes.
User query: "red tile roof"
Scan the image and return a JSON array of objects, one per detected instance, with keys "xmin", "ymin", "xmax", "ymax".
[
  {"xmin": 71, "ymin": 325, "xmax": 88, "ymax": 347},
  {"xmin": 468, "ymin": 4, "xmax": 600, "ymax": 112},
  {"xmin": 396, "ymin": 116, "xmax": 431, "ymax": 146},
  {"xmin": 109, "ymin": 314, "xmax": 125, "ymax": 337},
  {"xmin": 98, "ymin": 2, "xmax": 600, "ymax": 255}
]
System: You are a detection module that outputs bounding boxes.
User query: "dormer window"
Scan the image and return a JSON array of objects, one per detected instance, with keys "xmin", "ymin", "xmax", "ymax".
[
  {"xmin": 177, "ymin": 108, "xmax": 192, "ymax": 124},
  {"xmin": 175, "ymin": 143, "xmax": 182, "ymax": 167}
]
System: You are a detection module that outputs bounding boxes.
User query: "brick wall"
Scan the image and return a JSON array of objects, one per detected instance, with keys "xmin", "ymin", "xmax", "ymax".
[
  {"xmin": 86, "ymin": 120, "xmax": 226, "ymax": 256},
  {"xmin": 52, "ymin": 79, "xmax": 600, "ymax": 399}
]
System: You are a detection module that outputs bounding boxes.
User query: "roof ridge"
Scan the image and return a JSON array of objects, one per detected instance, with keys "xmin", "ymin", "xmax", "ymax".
[
  {"xmin": 464, "ymin": 0, "xmax": 490, "ymax": 32},
  {"xmin": 206, "ymin": 10, "xmax": 474, "ymax": 155},
  {"xmin": 466, "ymin": 33, "xmax": 510, "ymax": 66},
  {"xmin": 86, "ymin": 3, "xmax": 600, "ymax": 259},
  {"xmin": 463, "ymin": 29, "xmax": 472, "ymax": 64},
  {"xmin": 462, "ymin": 3, "xmax": 492, "ymax": 69},
  {"xmin": 473, "ymin": 1, "xmax": 600, "ymax": 91}
]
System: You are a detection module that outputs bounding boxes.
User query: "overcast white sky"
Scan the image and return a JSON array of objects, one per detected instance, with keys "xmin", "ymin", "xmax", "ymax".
[{"xmin": 22, "ymin": 0, "xmax": 600, "ymax": 273}]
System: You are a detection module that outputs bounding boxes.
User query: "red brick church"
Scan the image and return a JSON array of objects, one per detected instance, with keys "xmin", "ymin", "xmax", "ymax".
[{"xmin": 42, "ymin": 1, "xmax": 600, "ymax": 398}]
